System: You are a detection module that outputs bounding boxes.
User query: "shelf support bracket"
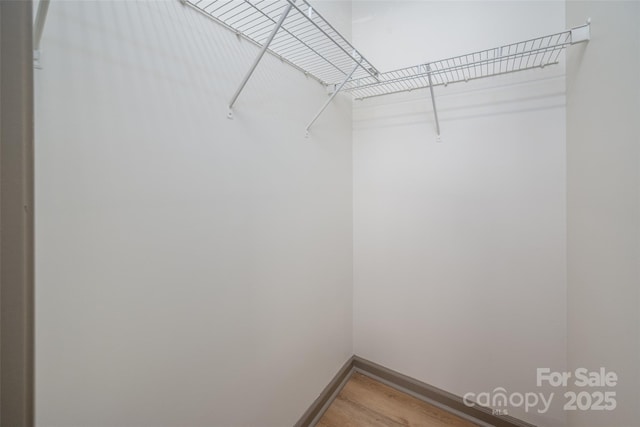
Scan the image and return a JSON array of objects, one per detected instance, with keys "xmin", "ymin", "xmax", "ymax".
[
  {"xmin": 305, "ymin": 58, "xmax": 362, "ymax": 136},
  {"xmin": 425, "ymin": 64, "xmax": 441, "ymax": 141},
  {"xmin": 570, "ymin": 19, "xmax": 591, "ymax": 44},
  {"xmin": 33, "ymin": 0, "xmax": 50, "ymax": 69},
  {"xmin": 227, "ymin": 2, "xmax": 293, "ymax": 119}
]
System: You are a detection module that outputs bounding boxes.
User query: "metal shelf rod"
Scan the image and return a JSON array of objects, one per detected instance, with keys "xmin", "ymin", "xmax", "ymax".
[
  {"xmin": 228, "ymin": 2, "xmax": 293, "ymax": 116},
  {"xmin": 306, "ymin": 58, "xmax": 362, "ymax": 134},
  {"xmin": 426, "ymin": 65, "xmax": 440, "ymax": 138},
  {"xmin": 33, "ymin": 0, "xmax": 50, "ymax": 51}
]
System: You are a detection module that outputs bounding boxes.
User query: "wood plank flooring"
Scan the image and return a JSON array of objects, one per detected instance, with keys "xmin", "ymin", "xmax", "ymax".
[{"xmin": 317, "ymin": 373, "xmax": 478, "ymax": 427}]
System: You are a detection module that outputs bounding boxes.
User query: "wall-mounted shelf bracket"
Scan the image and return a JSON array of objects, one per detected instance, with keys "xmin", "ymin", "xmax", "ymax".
[
  {"xmin": 33, "ymin": 50, "xmax": 43, "ymax": 70},
  {"xmin": 227, "ymin": 1, "xmax": 294, "ymax": 119},
  {"xmin": 570, "ymin": 20, "xmax": 591, "ymax": 44},
  {"xmin": 305, "ymin": 58, "xmax": 363, "ymax": 137},
  {"xmin": 33, "ymin": 0, "xmax": 50, "ymax": 69},
  {"xmin": 425, "ymin": 64, "xmax": 441, "ymax": 142}
]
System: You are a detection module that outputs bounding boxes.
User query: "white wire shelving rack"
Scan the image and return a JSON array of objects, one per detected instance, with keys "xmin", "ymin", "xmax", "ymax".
[
  {"xmin": 179, "ymin": 0, "xmax": 590, "ymax": 137},
  {"xmin": 181, "ymin": 0, "xmax": 380, "ymax": 126},
  {"xmin": 345, "ymin": 22, "xmax": 590, "ymax": 138},
  {"xmin": 345, "ymin": 28, "xmax": 581, "ymax": 100}
]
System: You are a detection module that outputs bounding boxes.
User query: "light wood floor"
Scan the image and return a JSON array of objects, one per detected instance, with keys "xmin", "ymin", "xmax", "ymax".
[{"xmin": 316, "ymin": 373, "xmax": 478, "ymax": 427}]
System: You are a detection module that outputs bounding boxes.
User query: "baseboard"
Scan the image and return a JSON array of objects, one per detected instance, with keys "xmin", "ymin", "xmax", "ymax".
[
  {"xmin": 293, "ymin": 356, "xmax": 355, "ymax": 427},
  {"xmin": 295, "ymin": 355, "xmax": 537, "ymax": 427},
  {"xmin": 352, "ymin": 356, "xmax": 536, "ymax": 427}
]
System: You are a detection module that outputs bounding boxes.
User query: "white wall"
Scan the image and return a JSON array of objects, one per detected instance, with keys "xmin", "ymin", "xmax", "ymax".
[
  {"xmin": 566, "ymin": 2, "xmax": 640, "ymax": 427},
  {"xmin": 35, "ymin": 1, "xmax": 640, "ymax": 427},
  {"xmin": 34, "ymin": 1, "xmax": 353, "ymax": 426},
  {"xmin": 352, "ymin": 2, "xmax": 568, "ymax": 426}
]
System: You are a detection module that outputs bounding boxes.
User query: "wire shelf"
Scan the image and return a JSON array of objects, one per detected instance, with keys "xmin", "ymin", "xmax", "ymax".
[
  {"xmin": 344, "ymin": 30, "xmax": 573, "ymax": 100},
  {"xmin": 181, "ymin": 0, "xmax": 589, "ymax": 133},
  {"xmin": 184, "ymin": 0, "xmax": 379, "ymax": 86}
]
